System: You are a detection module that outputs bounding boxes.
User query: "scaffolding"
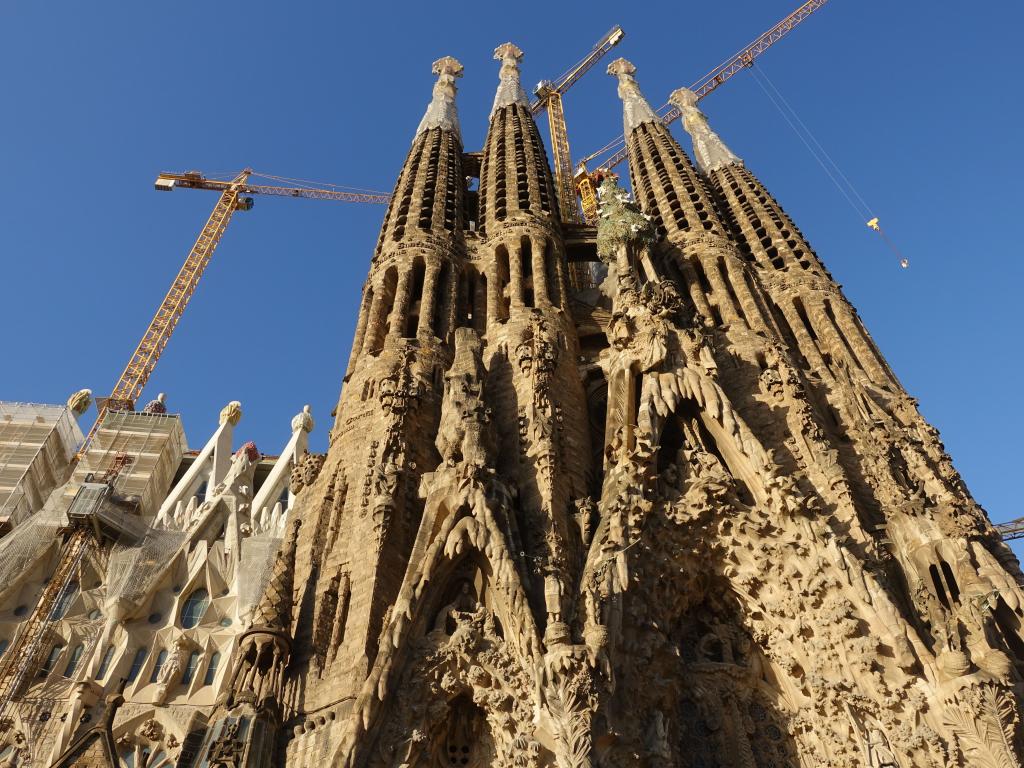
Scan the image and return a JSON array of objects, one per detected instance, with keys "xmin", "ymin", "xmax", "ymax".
[
  {"xmin": 71, "ymin": 410, "xmax": 186, "ymax": 521},
  {"xmin": 0, "ymin": 403, "xmax": 83, "ymax": 527}
]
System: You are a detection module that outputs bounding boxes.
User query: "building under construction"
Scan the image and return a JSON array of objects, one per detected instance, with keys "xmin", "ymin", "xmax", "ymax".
[{"xmin": 3, "ymin": 11, "xmax": 1024, "ymax": 768}]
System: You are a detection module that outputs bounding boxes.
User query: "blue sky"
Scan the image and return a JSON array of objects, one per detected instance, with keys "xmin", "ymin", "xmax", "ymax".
[{"xmin": 3, "ymin": 2, "xmax": 1022, "ymax": 548}]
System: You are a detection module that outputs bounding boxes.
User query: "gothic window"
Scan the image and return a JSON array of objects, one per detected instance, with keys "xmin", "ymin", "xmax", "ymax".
[
  {"xmin": 0, "ymin": 639, "xmax": 8, "ymax": 657},
  {"xmin": 127, "ymin": 648, "xmax": 148, "ymax": 682},
  {"xmin": 493, "ymin": 245, "xmax": 511, "ymax": 322},
  {"xmin": 377, "ymin": 267, "xmax": 399, "ymax": 346},
  {"xmin": 50, "ymin": 579, "xmax": 78, "ymax": 619},
  {"xmin": 544, "ymin": 240, "xmax": 561, "ymax": 308},
  {"xmin": 96, "ymin": 646, "xmax": 115, "ymax": 679},
  {"xmin": 150, "ymin": 649, "xmax": 169, "ymax": 683},
  {"xmin": 182, "ymin": 651, "xmax": 202, "ymax": 686},
  {"xmin": 473, "ymin": 271, "xmax": 488, "ymax": 333},
  {"xmin": 204, "ymin": 651, "xmax": 221, "ymax": 685},
  {"xmin": 823, "ymin": 300, "xmax": 864, "ymax": 371},
  {"xmin": 38, "ymin": 644, "xmax": 63, "ymax": 677},
  {"xmin": 62, "ymin": 643, "xmax": 84, "ymax": 678},
  {"xmin": 181, "ymin": 588, "xmax": 210, "ymax": 629},
  {"xmin": 521, "ymin": 237, "xmax": 535, "ymax": 308},
  {"xmin": 433, "ymin": 261, "xmax": 451, "ymax": 338},
  {"xmin": 404, "ymin": 258, "xmax": 426, "ymax": 338}
]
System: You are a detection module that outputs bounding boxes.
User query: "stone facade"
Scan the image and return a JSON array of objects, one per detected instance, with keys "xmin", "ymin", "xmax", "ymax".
[{"xmin": 2, "ymin": 41, "xmax": 1024, "ymax": 768}]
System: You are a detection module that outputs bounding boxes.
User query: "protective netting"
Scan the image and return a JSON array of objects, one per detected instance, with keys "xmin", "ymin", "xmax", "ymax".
[
  {"xmin": 236, "ymin": 534, "xmax": 283, "ymax": 621},
  {"xmin": 0, "ymin": 494, "xmax": 64, "ymax": 594},
  {"xmin": 104, "ymin": 528, "xmax": 187, "ymax": 614}
]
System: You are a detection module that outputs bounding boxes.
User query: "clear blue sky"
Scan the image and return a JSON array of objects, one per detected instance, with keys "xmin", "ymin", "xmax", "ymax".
[{"xmin": 3, "ymin": 2, "xmax": 1022, "ymax": 548}]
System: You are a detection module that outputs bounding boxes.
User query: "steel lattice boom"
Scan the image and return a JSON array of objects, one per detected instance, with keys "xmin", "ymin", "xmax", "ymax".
[
  {"xmin": 530, "ymin": 26, "xmax": 624, "ymax": 223},
  {"xmin": 575, "ymin": 0, "xmax": 829, "ymax": 221}
]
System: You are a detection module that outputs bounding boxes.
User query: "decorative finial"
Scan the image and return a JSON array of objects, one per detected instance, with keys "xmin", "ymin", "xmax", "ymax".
[
  {"xmin": 607, "ymin": 58, "xmax": 658, "ymax": 134},
  {"xmin": 491, "ymin": 42, "xmax": 528, "ymax": 117},
  {"xmin": 415, "ymin": 56, "xmax": 463, "ymax": 142},
  {"xmin": 668, "ymin": 87, "xmax": 742, "ymax": 172},
  {"xmin": 291, "ymin": 404, "xmax": 314, "ymax": 434},
  {"xmin": 219, "ymin": 400, "xmax": 243, "ymax": 426},
  {"xmin": 67, "ymin": 389, "xmax": 93, "ymax": 417}
]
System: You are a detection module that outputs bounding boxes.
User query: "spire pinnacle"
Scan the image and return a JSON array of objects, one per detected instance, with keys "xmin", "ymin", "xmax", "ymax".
[
  {"xmin": 668, "ymin": 87, "xmax": 742, "ymax": 172},
  {"xmin": 607, "ymin": 58, "xmax": 658, "ymax": 134},
  {"xmin": 415, "ymin": 56, "xmax": 463, "ymax": 142},
  {"xmin": 491, "ymin": 42, "xmax": 528, "ymax": 117}
]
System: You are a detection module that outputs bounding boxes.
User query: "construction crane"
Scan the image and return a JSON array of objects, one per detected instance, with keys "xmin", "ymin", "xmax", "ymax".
[
  {"xmin": 996, "ymin": 519, "xmax": 1024, "ymax": 542},
  {"xmin": 575, "ymin": 0, "xmax": 829, "ymax": 221},
  {"xmin": 530, "ymin": 25, "xmax": 624, "ymax": 224},
  {"xmin": 76, "ymin": 170, "xmax": 389, "ymax": 458},
  {"xmin": 0, "ymin": 523, "xmax": 93, "ymax": 726}
]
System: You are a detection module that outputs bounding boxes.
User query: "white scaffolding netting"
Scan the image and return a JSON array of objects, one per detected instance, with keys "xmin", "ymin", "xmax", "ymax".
[
  {"xmin": 237, "ymin": 534, "xmax": 282, "ymax": 621},
  {"xmin": 0, "ymin": 494, "xmax": 65, "ymax": 592},
  {"xmin": 104, "ymin": 528, "xmax": 187, "ymax": 613}
]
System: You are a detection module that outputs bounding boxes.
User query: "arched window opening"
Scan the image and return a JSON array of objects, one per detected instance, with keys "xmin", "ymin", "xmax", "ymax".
[
  {"xmin": 768, "ymin": 302, "xmax": 808, "ymax": 370},
  {"xmin": 204, "ymin": 651, "xmax": 222, "ymax": 686},
  {"xmin": 929, "ymin": 565, "xmax": 951, "ymax": 610},
  {"xmin": 182, "ymin": 651, "xmax": 202, "ymax": 686},
  {"xmin": 63, "ymin": 643, "xmax": 84, "ymax": 678},
  {"xmin": 127, "ymin": 648, "xmax": 148, "ymax": 682},
  {"xmin": 585, "ymin": 367, "xmax": 609, "ymax": 496},
  {"xmin": 38, "ymin": 644, "xmax": 64, "ymax": 677},
  {"xmin": 181, "ymin": 588, "xmax": 210, "ymax": 629},
  {"xmin": 352, "ymin": 286, "xmax": 374, "ymax": 356},
  {"xmin": 51, "ymin": 579, "xmax": 79, "ymax": 620},
  {"xmin": 375, "ymin": 268, "xmax": 399, "ymax": 351},
  {"xmin": 150, "ymin": 649, "xmax": 169, "ymax": 683},
  {"xmin": 938, "ymin": 561, "xmax": 960, "ymax": 603},
  {"xmin": 0, "ymin": 639, "xmax": 9, "ymax": 657},
  {"xmin": 457, "ymin": 268, "xmax": 475, "ymax": 330},
  {"xmin": 792, "ymin": 298, "xmax": 818, "ymax": 342},
  {"xmin": 629, "ymin": 368, "xmax": 644, "ymax": 451},
  {"xmin": 520, "ymin": 237, "xmax": 535, "ymax": 308},
  {"xmin": 404, "ymin": 259, "xmax": 426, "ymax": 338},
  {"xmin": 495, "ymin": 244, "xmax": 511, "ymax": 322},
  {"xmin": 473, "ymin": 272, "xmax": 488, "ymax": 334},
  {"xmin": 544, "ymin": 240, "xmax": 561, "ymax": 308},
  {"xmin": 658, "ymin": 415, "xmax": 687, "ymax": 476},
  {"xmin": 96, "ymin": 646, "xmax": 115, "ymax": 679},
  {"xmin": 433, "ymin": 261, "xmax": 450, "ymax": 338},
  {"xmin": 716, "ymin": 257, "xmax": 746, "ymax": 324},
  {"xmin": 993, "ymin": 598, "xmax": 1024, "ymax": 660},
  {"xmin": 823, "ymin": 299, "xmax": 865, "ymax": 372}
]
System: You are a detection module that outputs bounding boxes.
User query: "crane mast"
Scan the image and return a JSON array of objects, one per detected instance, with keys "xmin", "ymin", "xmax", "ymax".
[
  {"xmin": 575, "ymin": 0, "xmax": 829, "ymax": 221},
  {"xmin": 76, "ymin": 170, "xmax": 389, "ymax": 459},
  {"xmin": 531, "ymin": 25, "xmax": 624, "ymax": 223}
]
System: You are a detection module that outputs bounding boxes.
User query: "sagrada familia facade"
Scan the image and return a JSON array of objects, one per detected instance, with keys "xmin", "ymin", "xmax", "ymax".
[{"xmin": 2, "ymin": 41, "xmax": 1024, "ymax": 768}]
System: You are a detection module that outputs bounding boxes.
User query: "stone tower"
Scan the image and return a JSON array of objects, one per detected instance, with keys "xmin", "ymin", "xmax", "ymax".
[{"xmin": 267, "ymin": 50, "xmax": 1024, "ymax": 768}]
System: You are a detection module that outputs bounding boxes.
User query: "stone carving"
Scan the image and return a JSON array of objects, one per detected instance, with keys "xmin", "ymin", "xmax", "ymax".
[{"xmin": 11, "ymin": 42, "xmax": 1024, "ymax": 768}]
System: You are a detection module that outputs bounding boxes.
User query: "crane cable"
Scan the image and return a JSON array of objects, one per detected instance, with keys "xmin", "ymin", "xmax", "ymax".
[{"xmin": 748, "ymin": 63, "xmax": 908, "ymax": 269}]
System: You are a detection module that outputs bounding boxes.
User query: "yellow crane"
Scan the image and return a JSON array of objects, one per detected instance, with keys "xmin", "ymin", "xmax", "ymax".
[
  {"xmin": 575, "ymin": 0, "xmax": 830, "ymax": 221},
  {"xmin": 530, "ymin": 25, "xmax": 624, "ymax": 224},
  {"xmin": 76, "ymin": 170, "xmax": 389, "ymax": 457}
]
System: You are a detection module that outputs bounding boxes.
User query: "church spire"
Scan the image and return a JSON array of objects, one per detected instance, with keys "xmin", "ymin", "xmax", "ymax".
[
  {"xmin": 607, "ymin": 58, "xmax": 658, "ymax": 133},
  {"xmin": 491, "ymin": 42, "xmax": 529, "ymax": 116},
  {"xmin": 415, "ymin": 55, "xmax": 463, "ymax": 141},
  {"xmin": 668, "ymin": 87, "xmax": 742, "ymax": 173}
]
